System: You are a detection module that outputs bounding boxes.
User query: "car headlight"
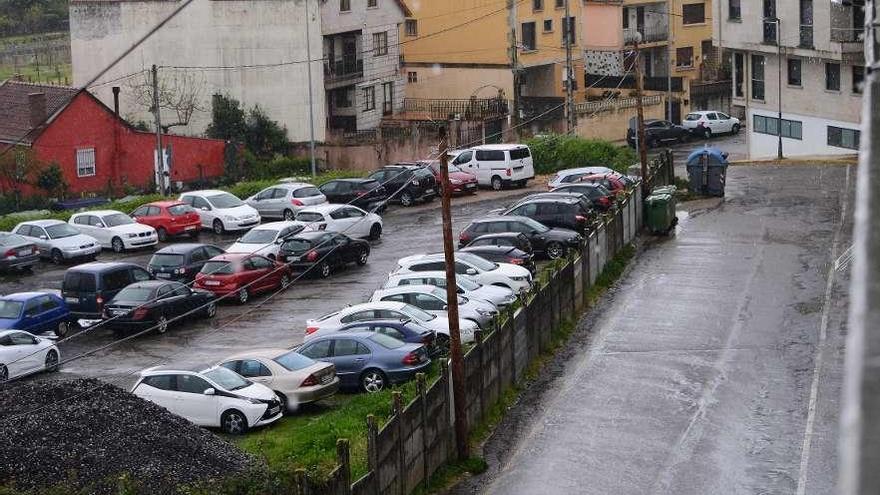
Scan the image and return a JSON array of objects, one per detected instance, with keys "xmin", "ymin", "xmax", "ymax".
[
  {"xmin": 450, "ymin": 179, "xmax": 462, "ymax": 185},
  {"xmin": 510, "ymin": 276, "xmax": 526, "ymax": 282},
  {"xmin": 225, "ymin": 215, "xmax": 238, "ymax": 221},
  {"xmin": 127, "ymin": 233, "xmax": 138, "ymax": 238},
  {"xmin": 476, "ymin": 308, "xmax": 494, "ymax": 316},
  {"xmin": 246, "ymin": 397, "xmax": 263, "ymax": 405}
]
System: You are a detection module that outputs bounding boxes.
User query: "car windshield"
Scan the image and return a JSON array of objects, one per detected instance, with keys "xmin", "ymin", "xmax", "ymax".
[
  {"xmin": 200, "ymin": 260, "xmax": 235, "ymax": 275},
  {"xmin": 207, "ymin": 193, "xmax": 244, "ymax": 208},
  {"xmin": 103, "ymin": 213, "xmax": 135, "ymax": 227},
  {"xmin": 296, "ymin": 212, "xmax": 324, "ymax": 223},
  {"xmin": 457, "ymin": 277, "xmax": 480, "ymax": 291},
  {"xmin": 273, "ymin": 350, "xmax": 316, "ymax": 371},
  {"xmin": 150, "ymin": 253, "xmax": 184, "ymax": 267},
  {"xmin": 168, "ymin": 204, "xmax": 194, "ymax": 216},
  {"xmin": 239, "ymin": 229, "xmax": 278, "ymax": 244},
  {"xmin": 45, "ymin": 223, "xmax": 80, "ymax": 239},
  {"xmin": 0, "ymin": 233, "xmax": 24, "ymax": 245},
  {"xmin": 370, "ymin": 333, "xmax": 405, "ymax": 349},
  {"xmin": 114, "ymin": 287, "xmax": 154, "ymax": 302},
  {"xmin": 521, "ymin": 217, "xmax": 551, "ymax": 233},
  {"xmin": 456, "ymin": 252, "xmax": 498, "ymax": 271},
  {"xmin": 203, "ymin": 367, "xmax": 251, "ymax": 391},
  {"xmin": 0, "ymin": 300, "xmax": 23, "ymax": 318},
  {"xmin": 400, "ymin": 304, "xmax": 436, "ymax": 321},
  {"xmin": 429, "ymin": 287, "xmax": 448, "ymax": 301},
  {"xmin": 685, "ymin": 113, "xmax": 701, "ymax": 121}
]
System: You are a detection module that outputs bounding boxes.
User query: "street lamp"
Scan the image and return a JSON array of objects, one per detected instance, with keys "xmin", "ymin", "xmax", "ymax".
[{"xmin": 764, "ymin": 16, "xmax": 783, "ymax": 159}]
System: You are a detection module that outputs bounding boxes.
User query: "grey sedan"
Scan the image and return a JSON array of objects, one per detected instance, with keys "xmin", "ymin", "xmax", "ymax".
[{"xmin": 0, "ymin": 233, "xmax": 39, "ymax": 271}]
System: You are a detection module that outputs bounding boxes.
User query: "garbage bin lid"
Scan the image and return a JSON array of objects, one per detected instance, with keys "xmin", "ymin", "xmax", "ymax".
[{"xmin": 686, "ymin": 147, "xmax": 729, "ymax": 166}]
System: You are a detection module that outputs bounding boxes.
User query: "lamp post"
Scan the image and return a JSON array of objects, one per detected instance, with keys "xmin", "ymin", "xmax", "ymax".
[{"xmin": 765, "ymin": 16, "xmax": 783, "ymax": 159}]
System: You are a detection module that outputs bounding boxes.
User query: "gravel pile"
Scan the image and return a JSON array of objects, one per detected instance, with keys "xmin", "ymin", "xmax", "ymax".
[{"xmin": 0, "ymin": 379, "xmax": 254, "ymax": 494}]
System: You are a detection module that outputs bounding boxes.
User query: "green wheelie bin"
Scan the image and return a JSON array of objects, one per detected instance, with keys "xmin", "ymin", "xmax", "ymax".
[{"xmin": 644, "ymin": 192, "xmax": 677, "ymax": 235}]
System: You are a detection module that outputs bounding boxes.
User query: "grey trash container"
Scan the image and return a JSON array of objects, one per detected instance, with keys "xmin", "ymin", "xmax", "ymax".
[{"xmin": 685, "ymin": 147, "xmax": 729, "ymax": 197}]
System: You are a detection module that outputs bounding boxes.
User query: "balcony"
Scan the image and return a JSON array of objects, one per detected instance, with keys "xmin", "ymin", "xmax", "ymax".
[
  {"xmin": 324, "ymin": 57, "xmax": 364, "ymax": 86},
  {"xmin": 831, "ymin": 27, "xmax": 864, "ymax": 43},
  {"xmin": 623, "ymin": 25, "xmax": 668, "ymax": 44}
]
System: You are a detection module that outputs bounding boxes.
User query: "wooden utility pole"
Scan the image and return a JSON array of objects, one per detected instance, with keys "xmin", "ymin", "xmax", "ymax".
[
  {"xmin": 633, "ymin": 40, "xmax": 649, "ymax": 197},
  {"xmin": 438, "ymin": 126, "xmax": 469, "ymax": 460},
  {"xmin": 508, "ymin": 0, "xmax": 521, "ymax": 139},
  {"xmin": 564, "ymin": 0, "xmax": 576, "ymax": 133},
  {"xmin": 151, "ymin": 64, "xmax": 165, "ymax": 195}
]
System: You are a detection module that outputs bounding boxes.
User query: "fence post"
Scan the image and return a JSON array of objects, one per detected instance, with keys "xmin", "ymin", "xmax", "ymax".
[
  {"xmin": 474, "ymin": 329, "xmax": 485, "ymax": 421},
  {"xmin": 366, "ymin": 414, "xmax": 379, "ymax": 495},
  {"xmin": 440, "ymin": 358, "xmax": 453, "ymax": 457},
  {"xmin": 296, "ymin": 468, "xmax": 309, "ymax": 495},
  {"xmin": 337, "ymin": 439, "xmax": 352, "ymax": 495},
  {"xmin": 494, "ymin": 320, "xmax": 503, "ymax": 400},
  {"xmin": 417, "ymin": 373, "xmax": 429, "ymax": 490},
  {"xmin": 508, "ymin": 310, "xmax": 517, "ymax": 385},
  {"xmin": 392, "ymin": 391, "xmax": 406, "ymax": 495}
]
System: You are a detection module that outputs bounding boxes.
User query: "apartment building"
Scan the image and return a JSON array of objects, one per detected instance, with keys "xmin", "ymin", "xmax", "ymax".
[
  {"xmin": 517, "ymin": 0, "xmax": 585, "ymax": 99},
  {"xmin": 322, "ymin": 0, "xmax": 410, "ymax": 133},
  {"xmin": 714, "ymin": 0, "xmax": 864, "ymax": 158}
]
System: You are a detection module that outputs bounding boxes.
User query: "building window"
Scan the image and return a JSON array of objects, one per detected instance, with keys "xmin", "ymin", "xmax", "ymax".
[
  {"xmin": 555, "ymin": 0, "xmax": 563, "ymax": 7},
  {"xmin": 828, "ymin": 126, "xmax": 860, "ymax": 149},
  {"xmin": 368, "ymin": 0, "xmax": 377, "ymax": 7},
  {"xmin": 405, "ymin": 19, "xmax": 418, "ymax": 36},
  {"xmin": 787, "ymin": 58, "xmax": 802, "ymax": 86},
  {"xmin": 853, "ymin": 65, "xmax": 865, "ymax": 94},
  {"xmin": 362, "ymin": 86, "xmax": 376, "ymax": 112},
  {"xmin": 76, "ymin": 148, "xmax": 96, "ymax": 177},
  {"xmin": 533, "ymin": 0, "xmax": 543, "ymax": 11},
  {"xmin": 335, "ymin": 88, "xmax": 352, "ymax": 108},
  {"xmin": 682, "ymin": 3, "xmax": 706, "ymax": 24},
  {"xmin": 676, "ymin": 47, "xmax": 694, "ymax": 68},
  {"xmin": 622, "ymin": 7, "xmax": 629, "ymax": 28},
  {"xmin": 373, "ymin": 32, "xmax": 388, "ymax": 56},
  {"xmin": 522, "ymin": 22, "xmax": 537, "ymax": 50},
  {"xmin": 562, "ymin": 16, "xmax": 575, "ymax": 44},
  {"xmin": 734, "ymin": 52, "xmax": 744, "ymax": 97},
  {"xmin": 753, "ymin": 115, "xmax": 803, "ymax": 139},
  {"xmin": 826, "ymin": 62, "xmax": 840, "ymax": 91},
  {"xmin": 751, "ymin": 54, "xmax": 765, "ymax": 100},
  {"xmin": 407, "ymin": 71, "xmax": 418, "ymax": 83},
  {"xmin": 544, "ymin": 19, "xmax": 553, "ymax": 32},
  {"xmin": 340, "ymin": 0, "xmax": 350, "ymax": 12},
  {"xmin": 382, "ymin": 82, "xmax": 394, "ymax": 116},
  {"xmin": 729, "ymin": 0, "xmax": 741, "ymax": 20}
]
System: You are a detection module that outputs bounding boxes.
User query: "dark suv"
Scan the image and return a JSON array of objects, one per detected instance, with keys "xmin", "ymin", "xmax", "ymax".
[
  {"xmin": 503, "ymin": 197, "xmax": 595, "ymax": 233},
  {"xmin": 367, "ymin": 165, "xmax": 437, "ymax": 207},
  {"xmin": 318, "ymin": 179, "xmax": 389, "ymax": 211},
  {"xmin": 147, "ymin": 243, "xmax": 226, "ymax": 282},
  {"xmin": 459, "ymin": 216, "xmax": 581, "ymax": 260},
  {"xmin": 626, "ymin": 118, "xmax": 689, "ymax": 148},
  {"xmin": 62, "ymin": 262, "xmax": 154, "ymax": 320}
]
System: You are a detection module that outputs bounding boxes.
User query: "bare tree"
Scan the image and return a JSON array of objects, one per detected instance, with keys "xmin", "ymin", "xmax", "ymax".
[{"xmin": 127, "ymin": 70, "xmax": 207, "ymax": 131}]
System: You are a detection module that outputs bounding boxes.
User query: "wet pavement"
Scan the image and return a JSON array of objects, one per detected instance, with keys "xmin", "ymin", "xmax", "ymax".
[{"xmin": 454, "ymin": 163, "xmax": 853, "ymax": 495}]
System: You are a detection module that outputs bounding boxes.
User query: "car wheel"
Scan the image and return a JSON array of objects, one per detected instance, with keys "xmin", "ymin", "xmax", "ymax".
[
  {"xmin": 237, "ymin": 288, "xmax": 249, "ymax": 304},
  {"xmin": 703, "ymin": 128, "xmax": 712, "ymax": 139},
  {"xmin": 491, "ymin": 176, "xmax": 503, "ymax": 191},
  {"xmin": 283, "ymin": 209, "xmax": 295, "ymax": 221},
  {"xmin": 356, "ymin": 248, "xmax": 369, "ymax": 266},
  {"xmin": 213, "ymin": 219, "xmax": 225, "ymax": 235},
  {"xmin": 45, "ymin": 350, "xmax": 60, "ymax": 372},
  {"xmin": 221, "ymin": 410, "xmax": 249, "ymax": 435},
  {"xmin": 360, "ymin": 368, "xmax": 387, "ymax": 393},
  {"xmin": 318, "ymin": 262, "xmax": 331, "ymax": 279},
  {"xmin": 732, "ymin": 123, "xmax": 740, "ymax": 134},
  {"xmin": 156, "ymin": 228, "xmax": 168, "ymax": 242},
  {"xmin": 111, "ymin": 237, "xmax": 125, "ymax": 253},
  {"xmin": 275, "ymin": 391, "xmax": 290, "ymax": 413},
  {"xmin": 55, "ymin": 320, "xmax": 70, "ymax": 338},
  {"xmin": 204, "ymin": 302, "xmax": 217, "ymax": 318},
  {"xmin": 369, "ymin": 223, "xmax": 382, "ymax": 241},
  {"xmin": 156, "ymin": 315, "xmax": 169, "ymax": 334},
  {"xmin": 50, "ymin": 249, "xmax": 64, "ymax": 265},
  {"xmin": 0, "ymin": 364, "xmax": 7, "ymax": 383},
  {"xmin": 280, "ymin": 274, "xmax": 292, "ymax": 288},
  {"xmin": 546, "ymin": 242, "xmax": 564, "ymax": 260},
  {"xmin": 400, "ymin": 191, "xmax": 414, "ymax": 207},
  {"xmin": 267, "ymin": 254, "xmax": 276, "ymax": 261}
]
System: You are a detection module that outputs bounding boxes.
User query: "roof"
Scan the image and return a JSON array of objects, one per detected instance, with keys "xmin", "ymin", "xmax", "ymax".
[
  {"xmin": 291, "ymin": 230, "xmax": 332, "ymax": 240},
  {"xmin": 207, "ymin": 253, "xmax": 251, "ymax": 261},
  {"xmin": 471, "ymin": 215, "xmax": 529, "ymax": 223},
  {"xmin": 250, "ymin": 220, "xmax": 303, "ymax": 230},
  {"xmin": 71, "ymin": 209, "xmax": 125, "ymax": 217},
  {"xmin": 147, "ymin": 200, "xmax": 187, "ymax": 208},
  {"xmin": 145, "ymin": 363, "xmax": 216, "ymax": 374},
  {"xmin": 69, "ymin": 261, "xmax": 141, "ymax": 272},
  {"xmin": 155, "ymin": 243, "xmax": 216, "ymax": 254},
  {"xmin": 0, "ymin": 329, "xmax": 36, "ymax": 337},
  {"xmin": 18, "ymin": 219, "xmax": 67, "ymax": 227},
  {"xmin": 1, "ymin": 291, "xmax": 52, "ymax": 301},
  {"xmin": 324, "ymin": 178, "xmax": 374, "ymax": 183},
  {"xmin": 0, "ymin": 80, "xmax": 79, "ymax": 144},
  {"xmin": 515, "ymin": 196, "xmax": 580, "ymax": 204},
  {"xmin": 299, "ymin": 203, "xmax": 348, "ymax": 214},
  {"xmin": 222, "ymin": 348, "xmax": 289, "ymax": 360},
  {"xmin": 471, "ymin": 232, "xmax": 526, "ymax": 239},
  {"xmin": 180, "ymin": 190, "xmax": 230, "ymax": 197},
  {"xmin": 471, "ymin": 144, "xmax": 529, "ymax": 151}
]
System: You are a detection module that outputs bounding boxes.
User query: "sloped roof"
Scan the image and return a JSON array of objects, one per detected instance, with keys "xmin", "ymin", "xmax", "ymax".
[{"xmin": 0, "ymin": 80, "xmax": 80, "ymax": 145}]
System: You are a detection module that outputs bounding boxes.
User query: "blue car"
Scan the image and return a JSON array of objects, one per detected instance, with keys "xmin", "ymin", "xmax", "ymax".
[
  {"xmin": 297, "ymin": 331, "xmax": 431, "ymax": 393},
  {"xmin": 337, "ymin": 319, "xmax": 440, "ymax": 356},
  {"xmin": 0, "ymin": 292, "xmax": 73, "ymax": 337}
]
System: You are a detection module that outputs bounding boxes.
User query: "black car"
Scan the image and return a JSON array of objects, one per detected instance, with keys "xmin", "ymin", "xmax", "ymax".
[
  {"xmin": 62, "ymin": 262, "xmax": 154, "ymax": 320},
  {"xmin": 318, "ymin": 179, "xmax": 389, "ymax": 211},
  {"xmin": 367, "ymin": 165, "xmax": 437, "ymax": 207},
  {"xmin": 279, "ymin": 231, "xmax": 370, "ymax": 278},
  {"xmin": 337, "ymin": 319, "xmax": 439, "ymax": 355},
  {"xmin": 147, "ymin": 243, "xmax": 226, "ymax": 282},
  {"xmin": 626, "ymin": 118, "xmax": 689, "ymax": 148},
  {"xmin": 102, "ymin": 280, "xmax": 216, "ymax": 336},
  {"xmin": 503, "ymin": 197, "xmax": 595, "ymax": 233},
  {"xmin": 459, "ymin": 244, "xmax": 536, "ymax": 275},
  {"xmin": 459, "ymin": 216, "xmax": 581, "ymax": 260},
  {"xmin": 551, "ymin": 183, "xmax": 615, "ymax": 211}
]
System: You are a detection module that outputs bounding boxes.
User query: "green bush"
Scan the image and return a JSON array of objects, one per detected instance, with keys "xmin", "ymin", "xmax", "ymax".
[
  {"xmin": 0, "ymin": 194, "xmax": 165, "ymax": 233},
  {"xmin": 525, "ymin": 134, "xmax": 636, "ymax": 175}
]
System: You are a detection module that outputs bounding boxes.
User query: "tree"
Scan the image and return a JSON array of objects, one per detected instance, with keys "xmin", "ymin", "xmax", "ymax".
[
  {"xmin": 206, "ymin": 94, "xmax": 247, "ymax": 143},
  {"xmin": 0, "ymin": 147, "xmax": 38, "ymax": 210},
  {"xmin": 245, "ymin": 105, "xmax": 288, "ymax": 158},
  {"xmin": 127, "ymin": 70, "xmax": 207, "ymax": 132},
  {"xmin": 36, "ymin": 162, "xmax": 66, "ymax": 198}
]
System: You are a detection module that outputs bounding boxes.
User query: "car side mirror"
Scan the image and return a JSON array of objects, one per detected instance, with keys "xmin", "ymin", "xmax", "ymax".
[
  {"xmin": 203, "ymin": 388, "xmax": 215, "ymax": 396},
  {"xmin": 466, "ymin": 268, "xmax": 477, "ymax": 276},
  {"xmin": 275, "ymin": 238, "xmax": 284, "ymax": 245},
  {"xmin": 39, "ymin": 235, "xmax": 48, "ymax": 240},
  {"xmin": 200, "ymin": 206, "xmax": 210, "ymax": 212},
  {"xmin": 443, "ymin": 304, "xmax": 448, "ymax": 311}
]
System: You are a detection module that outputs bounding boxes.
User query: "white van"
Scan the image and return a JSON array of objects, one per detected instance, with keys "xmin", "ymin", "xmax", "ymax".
[{"xmin": 451, "ymin": 144, "xmax": 535, "ymax": 190}]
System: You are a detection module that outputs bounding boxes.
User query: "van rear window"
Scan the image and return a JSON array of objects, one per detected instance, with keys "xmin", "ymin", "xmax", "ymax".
[
  {"xmin": 475, "ymin": 150, "xmax": 505, "ymax": 161},
  {"xmin": 64, "ymin": 272, "xmax": 97, "ymax": 292},
  {"xmin": 509, "ymin": 148, "xmax": 530, "ymax": 160}
]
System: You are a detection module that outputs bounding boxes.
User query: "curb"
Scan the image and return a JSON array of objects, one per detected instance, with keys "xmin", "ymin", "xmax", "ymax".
[{"xmin": 728, "ymin": 156, "xmax": 857, "ymax": 165}]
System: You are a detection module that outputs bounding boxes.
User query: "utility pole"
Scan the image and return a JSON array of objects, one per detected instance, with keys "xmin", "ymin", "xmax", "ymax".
[
  {"xmin": 508, "ymin": 0, "xmax": 521, "ymax": 139},
  {"xmin": 438, "ymin": 126, "xmax": 469, "ymax": 461},
  {"xmin": 151, "ymin": 64, "xmax": 165, "ymax": 195},
  {"xmin": 305, "ymin": 1, "xmax": 318, "ymax": 176},
  {"xmin": 667, "ymin": 0, "xmax": 673, "ymax": 122},
  {"xmin": 775, "ymin": 18, "xmax": 783, "ymax": 160},
  {"xmin": 633, "ymin": 39, "xmax": 649, "ymax": 197},
  {"xmin": 564, "ymin": 0, "xmax": 576, "ymax": 134}
]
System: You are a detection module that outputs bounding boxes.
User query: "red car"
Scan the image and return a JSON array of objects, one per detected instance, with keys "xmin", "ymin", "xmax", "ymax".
[
  {"xmin": 194, "ymin": 253, "xmax": 292, "ymax": 304},
  {"xmin": 578, "ymin": 174, "xmax": 626, "ymax": 197},
  {"xmin": 419, "ymin": 160, "xmax": 479, "ymax": 195},
  {"xmin": 131, "ymin": 201, "xmax": 202, "ymax": 242}
]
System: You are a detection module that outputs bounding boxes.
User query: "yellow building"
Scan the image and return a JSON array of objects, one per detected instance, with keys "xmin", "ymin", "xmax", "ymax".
[
  {"xmin": 670, "ymin": 0, "xmax": 715, "ymax": 83},
  {"xmin": 516, "ymin": 0, "xmax": 586, "ymax": 100}
]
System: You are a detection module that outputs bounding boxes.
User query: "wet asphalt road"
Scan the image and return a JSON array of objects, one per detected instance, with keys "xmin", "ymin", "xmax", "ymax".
[{"xmin": 455, "ymin": 163, "xmax": 853, "ymax": 495}]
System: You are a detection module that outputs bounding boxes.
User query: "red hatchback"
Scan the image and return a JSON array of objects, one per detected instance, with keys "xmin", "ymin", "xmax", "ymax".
[
  {"xmin": 131, "ymin": 201, "xmax": 202, "ymax": 242},
  {"xmin": 194, "ymin": 253, "xmax": 292, "ymax": 304},
  {"xmin": 420, "ymin": 160, "xmax": 479, "ymax": 195},
  {"xmin": 578, "ymin": 174, "xmax": 627, "ymax": 197}
]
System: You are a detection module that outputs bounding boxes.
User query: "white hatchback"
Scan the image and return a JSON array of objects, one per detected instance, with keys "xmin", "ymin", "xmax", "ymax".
[
  {"xmin": 682, "ymin": 111, "xmax": 741, "ymax": 137},
  {"xmin": 547, "ymin": 167, "xmax": 617, "ymax": 190},
  {"xmin": 179, "ymin": 190, "xmax": 261, "ymax": 235},
  {"xmin": 0, "ymin": 330, "xmax": 61, "ymax": 382},
  {"xmin": 69, "ymin": 210, "xmax": 157, "ymax": 253},
  {"xmin": 295, "ymin": 204, "xmax": 383, "ymax": 240},
  {"xmin": 382, "ymin": 271, "xmax": 518, "ymax": 308},
  {"xmin": 394, "ymin": 252, "xmax": 533, "ymax": 293},
  {"xmin": 225, "ymin": 221, "xmax": 304, "ymax": 259}
]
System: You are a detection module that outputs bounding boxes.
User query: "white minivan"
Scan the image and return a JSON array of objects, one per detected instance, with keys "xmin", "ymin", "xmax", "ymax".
[{"xmin": 451, "ymin": 144, "xmax": 535, "ymax": 190}]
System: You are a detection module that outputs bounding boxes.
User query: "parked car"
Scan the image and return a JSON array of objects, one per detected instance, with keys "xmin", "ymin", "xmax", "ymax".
[
  {"xmin": 367, "ymin": 165, "xmax": 437, "ymax": 206},
  {"xmin": 102, "ymin": 281, "xmax": 217, "ymax": 336},
  {"xmin": 370, "ymin": 285, "xmax": 497, "ymax": 329},
  {"xmin": 179, "ymin": 190, "xmax": 261, "ymax": 235},
  {"xmin": 626, "ymin": 118, "xmax": 689, "ymax": 148},
  {"xmin": 245, "ymin": 182, "xmax": 327, "ymax": 221},
  {"xmin": 382, "ymin": 271, "xmax": 518, "ymax": 309},
  {"xmin": 225, "ymin": 221, "xmax": 304, "ymax": 259},
  {"xmin": 578, "ymin": 173, "xmax": 627, "ymax": 197},
  {"xmin": 297, "ymin": 332, "xmax": 431, "ymax": 392},
  {"xmin": 194, "ymin": 253, "xmax": 292, "ymax": 304},
  {"xmin": 0, "ymin": 232, "xmax": 38, "ymax": 272},
  {"xmin": 130, "ymin": 201, "xmax": 201, "ymax": 241},
  {"xmin": 458, "ymin": 216, "xmax": 582, "ymax": 260},
  {"xmin": 62, "ymin": 262, "xmax": 154, "ymax": 322},
  {"xmin": 503, "ymin": 196, "xmax": 595, "ymax": 233},
  {"xmin": 69, "ymin": 210, "xmax": 158, "ymax": 253},
  {"xmin": 551, "ymin": 183, "xmax": 615, "ymax": 211},
  {"xmin": 451, "ymin": 144, "xmax": 535, "ymax": 190},
  {"xmin": 147, "ymin": 244, "xmax": 225, "ymax": 282},
  {"xmin": 0, "ymin": 330, "xmax": 60, "ymax": 382},
  {"xmin": 294, "ymin": 204, "xmax": 383, "ymax": 240},
  {"xmin": 546, "ymin": 167, "xmax": 616, "ymax": 190},
  {"xmin": 683, "ymin": 110, "xmax": 741, "ymax": 138},
  {"xmin": 394, "ymin": 252, "xmax": 533, "ymax": 293},
  {"xmin": 0, "ymin": 292, "xmax": 73, "ymax": 337},
  {"xmin": 12, "ymin": 220, "xmax": 101, "ymax": 264},
  {"xmin": 218, "ymin": 349, "xmax": 339, "ymax": 411},
  {"xmin": 462, "ymin": 232, "xmax": 534, "ymax": 255},
  {"xmin": 305, "ymin": 301, "xmax": 478, "ymax": 346},
  {"xmin": 318, "ymin": 178, "xmax": 388, "ymax": 211},
  {"xmin": 131, "ymin": 364, "xmax": 283, "ymax": 434},
  {"xmin": 337, "ymin": 319, "xmax": 438, "ymax": 355},
  {"xmin": 279, "ymin": 231, "xmax": 370, "ymax": 278},
  {"xmin": 419, "ymin": 160, "xmax": 478, "ymax": 195},
  {"xmin": 459, "ymin": 243, "xmax": 536, "ymax": 275}
]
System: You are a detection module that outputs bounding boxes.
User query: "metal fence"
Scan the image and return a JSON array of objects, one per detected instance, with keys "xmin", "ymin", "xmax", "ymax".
[
  {"xmin": 574, "ymin": 95, "xmax": 663, "ymax": 116},
  {"xmin": 401, "ymin": 98, "xmax": 510, "ymax": 121}
]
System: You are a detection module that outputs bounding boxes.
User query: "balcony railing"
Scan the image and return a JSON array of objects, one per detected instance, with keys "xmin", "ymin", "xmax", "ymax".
[
  {"xmin": 799, "ymin": 24, "xmax": 814, "ymax": 48},
  {"xmin": 324, "ymin": 57, "xmax": 364, "ymax": 82},
  {"xmin": 762, "ymin": 20, "xmax": 778, "ymax": 44},
  {"xmin": 831, "ymin": 27, "xmax": 864, "ymax": 43},
  {"xmin": 623, "ymin": 25, "xmax": 668, "ymax": 44},
  {"xmin": 401, "ymin": 98, "xmax": 509, "ymax": 120}
]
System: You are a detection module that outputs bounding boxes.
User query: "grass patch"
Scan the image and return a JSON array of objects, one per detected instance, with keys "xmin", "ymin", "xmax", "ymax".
[{"xmin": 412, "ymin": 457, "xmax": 488, "ymax": 495}]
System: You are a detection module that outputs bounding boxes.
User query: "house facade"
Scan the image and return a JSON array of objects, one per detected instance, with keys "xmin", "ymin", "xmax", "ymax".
[{"xmin": 714, "ymin": 0, "xmax": 864, "ymax": 158}]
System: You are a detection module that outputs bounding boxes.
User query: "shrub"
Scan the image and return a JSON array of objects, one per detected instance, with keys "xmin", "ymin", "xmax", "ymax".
[{"xmin": 525, "ymin": 134, "xmax": 636, "ymax": 175}]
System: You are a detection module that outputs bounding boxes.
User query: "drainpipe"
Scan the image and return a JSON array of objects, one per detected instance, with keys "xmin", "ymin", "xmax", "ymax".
[{"xmin": 112, "ymin": 86, "xmax": 120, "ymax": 116}]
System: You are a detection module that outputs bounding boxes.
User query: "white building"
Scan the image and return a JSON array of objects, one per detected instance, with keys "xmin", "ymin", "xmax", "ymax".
[
  {"xmin": 321, "ymin": 0, "xmax": 409, "ymax": 133},
  {"xmin": 69, "ymin": 0, "xmax": 326, "ymax": 142},
  {"xmin": 714, "ymin": 0, "xmax": 864, "ymax": 158}
]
